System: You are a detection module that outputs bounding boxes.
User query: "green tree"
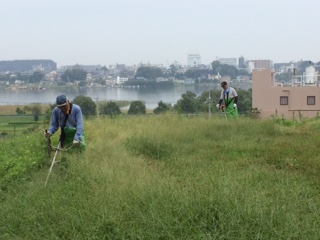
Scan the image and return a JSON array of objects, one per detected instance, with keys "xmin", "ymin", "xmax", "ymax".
[
  {"xmin": 0, "ymin": 73, "xmax": 10, "ymax": 82},
  {"xmin": 185, "ymin": 69, "xmax": 202, "ymax": 80},
  {"xmin": 236, "ymin": 88, "xmax": 252, "ymax": 113},
  {"xmin": 57, "ymin": 81, "xmax": 67, "ymax": 86},
  {"xmin": 184, "ymin": 69, "xmax": 213, "ymax": 81},
  {"xmin": 101, "ymin": 101, "xmax": 122, "ymax": 118},
  {"xmin": 226, "ymin": 67, "xmax": 239, "ymax": 79},
  {"xmin": 170, "ymin": 64, "xmax": 177, "ymax": 77},
  {"xmin": 44, "ymin": 103, "xmax": 56, "ymax": 124},
  {"xmin": 275, "ymin": 70, "xmax": 292, "ymax": 83},
  {"xmin": 78, "ymin": 81, "xmax": 87, "ymax": 87},
  {"xmin": 135, "ymin": 67, "xmax": 163, "ymax": 80},
  {"xmin": 154, "ymin": 101, "xmax": 170, "ymax": 114},
  {"xmin": 128, "ymin": 101, "xmax": 146, "ymax": 115},
  {"xmin": 101, "ymin": 80, "xmax": 106, "ymax": 86},
  {"xmin": 30, "ymin": 104, "xmax": 42, "ymax": 121},
  {"xmin": 197, "ymin": 90, "xmax": 221, "ymax": 113},
  {"xmin": 100, "ymin": 65, "xmax": 108, "ymax": 71},
  {"xmin": 16, "ymin": 73, "xmax": 30, "ymax": 82},
  {"xmin": 28, "ymin": 71, "xmax": 44, "ymax": 83},
  {"xmin": 238, "ymin": 69, "xmax": 249, "ymax": 76},
  {"xmin": 73, "ymin": 95, "xmax": 96, "ymax": 117},
  {"xmin": 16, "ymin": 107, "xmax": 26, "ymax": 115},
  {"xmin": 119, "ymin": 69, "xmax": 129, "ymax": 78},
  {"xmin": 211, "ymin": 61, "xmax": 239, "ymax": 79},
  {"xmin": 61, "ymin": 69, "xmax": 87, "ymax": 82},
  {"xmin": 211, "ymin": 60, "xmax": 220, "ymax": 70},
  {"xmin": 175, "ymin": 91, "xmax": 199, "ymax": 114}
]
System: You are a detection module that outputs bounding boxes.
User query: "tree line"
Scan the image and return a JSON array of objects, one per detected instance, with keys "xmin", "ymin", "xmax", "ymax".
[
  {"xmin": 20, "ymin": 89, "xmax": 252, "ymax": 122},
  {"xmin": 75, "ymin": 89, "xmax": 252, "ymax": 117}
]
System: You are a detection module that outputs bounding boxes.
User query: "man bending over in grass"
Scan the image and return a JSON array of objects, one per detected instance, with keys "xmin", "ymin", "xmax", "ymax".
[
  {"xmin": 216, "ymin": 81, "xmax": 239, "ymax": 119},
  {"xmin": 44, "ymin": 95, "xmax": 86, "ymax": 149}
]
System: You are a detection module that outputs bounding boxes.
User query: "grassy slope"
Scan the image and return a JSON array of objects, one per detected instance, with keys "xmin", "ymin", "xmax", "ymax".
[{"xmin": 1, "ymin": 116, "xmax": 320, "ymax": 239}]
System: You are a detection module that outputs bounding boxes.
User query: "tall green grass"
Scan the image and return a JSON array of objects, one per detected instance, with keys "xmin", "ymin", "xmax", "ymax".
[{"xmin": 1, "ymin": 115, "xmax": 320, "ymax": 239}]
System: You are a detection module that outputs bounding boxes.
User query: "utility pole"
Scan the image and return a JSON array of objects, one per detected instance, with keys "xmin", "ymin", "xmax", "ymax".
[
  {"xmin": 292, "ymin": 67, "xmax": 296, "ymax": 86},
  {"xmin": 206, "ymin": 92, "xmax": 211, "ymax": 118},
  {"xmin": 95, "ymin": 97, "xmax": 99, "ymax": 119}
]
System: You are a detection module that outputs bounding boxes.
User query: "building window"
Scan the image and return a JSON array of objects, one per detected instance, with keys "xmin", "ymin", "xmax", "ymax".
[
  {"xmin": 280, "ymin": 96, "xmax": 288, "ymax": 105},
  {"xmin": 307, "ymin": 96, "xmax": 315, "ymax": 105}
]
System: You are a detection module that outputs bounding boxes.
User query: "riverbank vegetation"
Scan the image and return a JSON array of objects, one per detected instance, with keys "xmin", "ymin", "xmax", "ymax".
[
  {"xmin": 0, "ymin": 89, "xmax": 253, "ymax": 138},
  {"xmin": 1, "ymin": 115, "xmax": 320, "ymax": 239}
]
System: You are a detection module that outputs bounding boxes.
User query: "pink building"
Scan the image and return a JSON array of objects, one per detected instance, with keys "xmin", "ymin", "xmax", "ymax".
[{"xmin": 252, "ymin": 69, "xmax": 320, "ymax": 119}]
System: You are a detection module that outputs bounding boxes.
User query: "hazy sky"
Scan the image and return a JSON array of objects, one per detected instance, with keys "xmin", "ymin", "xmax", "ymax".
[{"xmin": 1, "ymin": 0, "xmax": 318, "ymax": 67}]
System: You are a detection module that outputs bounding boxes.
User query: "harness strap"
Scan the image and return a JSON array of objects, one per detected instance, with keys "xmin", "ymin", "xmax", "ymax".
[
  {"xmin": 223, "ymin": 89, "xmax": 235, "ymax": 107},
  {"xmin": 59, "ymin": 103, "xmax": 73, "ymax": 148}
]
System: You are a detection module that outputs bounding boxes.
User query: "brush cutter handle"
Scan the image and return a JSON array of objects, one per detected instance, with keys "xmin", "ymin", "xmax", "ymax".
[
  {"xmin": 44, "ymin": 129, "xmax": 53, "ymax": 157},
  {"xmin": 44, "ymin": 129, "xmax": 51, "ymax": 138},
  {"xmin": 45, "ymin": 141, "xmax": 61, "ymax": 187}
]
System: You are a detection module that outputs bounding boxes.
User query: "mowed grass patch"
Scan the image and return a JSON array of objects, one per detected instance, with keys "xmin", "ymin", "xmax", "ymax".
[
  {"xmin": 0, "ymin": 115, "xmax": 45, "ymax": 138},
  {"xmin": 0, "ymin": 104, "xmax": 51, "ymax": 115},
  {"xmin": 0, "ymin": 115, "xmax": 320, "ymax": 239}
]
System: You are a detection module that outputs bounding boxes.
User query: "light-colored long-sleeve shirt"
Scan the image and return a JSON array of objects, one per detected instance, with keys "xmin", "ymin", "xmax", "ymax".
[
  {"xmin": 48, "ymin": 104, "xmax": 84, "ymax": 141},
  {"xmin": 218, "ymin": 86, "xmax": 239, "ymax": 107},
  {"xmin": 219, "ymin": 87, "xmax": 238, "ymax": 101}
]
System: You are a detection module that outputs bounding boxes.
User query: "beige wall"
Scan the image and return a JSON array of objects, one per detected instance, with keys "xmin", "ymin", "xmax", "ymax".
[{"xmin": 252, "ymin": 69, "xmax": 320, "ymax": 119}]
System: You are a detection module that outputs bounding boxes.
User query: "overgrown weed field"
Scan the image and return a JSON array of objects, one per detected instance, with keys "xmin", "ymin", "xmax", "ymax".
[{"xmin": 1, "ymin": 115, "xmax": 320, "ymax": 239}]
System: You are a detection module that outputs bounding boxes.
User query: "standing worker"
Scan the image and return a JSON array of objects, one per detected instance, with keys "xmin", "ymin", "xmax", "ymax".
[
  {"xmin": 216, "ymin": 81, "xmax": 239, "ymax": 119},
  {"xmin": 44, "ymin": 95, "xmax": 85, "ymax": 149}
]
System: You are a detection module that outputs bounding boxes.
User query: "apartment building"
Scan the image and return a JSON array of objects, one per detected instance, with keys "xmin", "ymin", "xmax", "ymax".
[
  {"xmin": 250, "ymin": 59, "xmax": 273, "ymax": 69},
  {"xmin": 238, "ymin": 56, "xmax": 245, "ymax": 68},
  {"xmin": 252, "ymin": 69, "xmax": 320, "ymax": 119}
]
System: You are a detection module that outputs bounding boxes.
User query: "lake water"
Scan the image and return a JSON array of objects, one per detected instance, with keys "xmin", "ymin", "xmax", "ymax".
[{"xmin": 0, "ymin": 82, "xmax": 252, "ymax": 109}]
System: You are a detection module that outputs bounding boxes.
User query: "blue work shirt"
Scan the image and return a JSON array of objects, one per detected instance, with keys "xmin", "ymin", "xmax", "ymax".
[{"xmin": 48, "ymin": 103, "xmax": 84, "ymax": 141}]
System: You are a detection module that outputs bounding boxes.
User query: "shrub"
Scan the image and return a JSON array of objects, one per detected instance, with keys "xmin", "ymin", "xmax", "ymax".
[
  {"xmin": 128, "ymin": 101, "xmax": 146, "ymax": 115},
  {"xmin": 101, "ymin": 101, "xmax": 122, "ymax": 118},
  {"xmin": 154, "ymin": 101, "xmax": 170, "ymax": 114},
  {"xmin": 73, "ymin": 95, "xmax": 96, "ymax": 117},
  {"xmin": 16, "ymin": 107, "xmax": 26, "ymax": 115}
]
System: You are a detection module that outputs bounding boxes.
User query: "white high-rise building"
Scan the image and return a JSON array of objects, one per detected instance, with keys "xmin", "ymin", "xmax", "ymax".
[
  {"xmin": 187, "ymin": 53, "xmax": 201, "ymax": 68},
  {"xmin": 248, "ymin": 61, "xmax": 255, "ymax": 73}
]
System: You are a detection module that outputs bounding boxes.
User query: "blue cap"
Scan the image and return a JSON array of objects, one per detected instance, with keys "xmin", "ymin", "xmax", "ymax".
[{"xmin": 56, "ymin": 95, "xmax": 67, "ymax": 106}]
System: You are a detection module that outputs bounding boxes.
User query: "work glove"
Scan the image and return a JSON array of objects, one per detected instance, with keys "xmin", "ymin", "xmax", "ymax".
[
  {"xmin": 216, "ymin": 104, "xmax": 220, "ymax": 109},
  {"xmin": 44, "ymin": 130, "xmax": 51, "ymax": 139},
  {"xmin": 73, "ymin": 140, "xmax": 80, "ymax": 146},
  {"xmin": 233, "ymin": 104, "xmax": 237, "ymax": 109}
]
